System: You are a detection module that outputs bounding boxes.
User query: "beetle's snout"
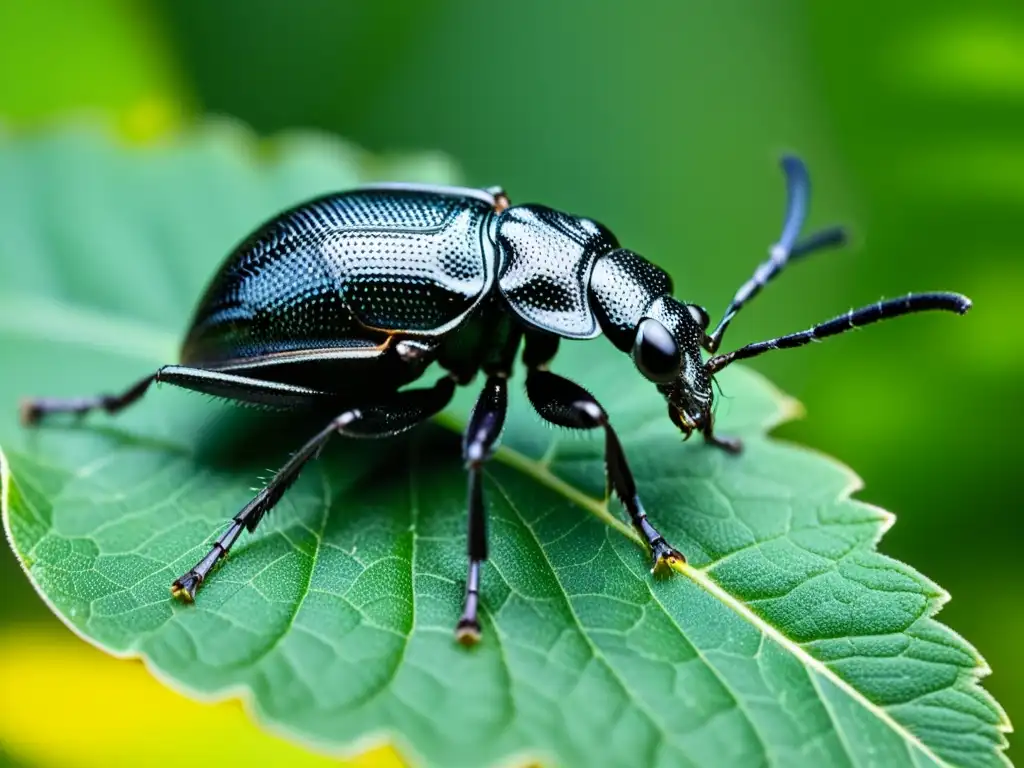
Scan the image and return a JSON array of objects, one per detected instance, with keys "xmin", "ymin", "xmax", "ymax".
[
  {"xmin": 658, "ymin": 344, "xmax": 714, "ymax": 440},
  {"xmin": 679, "ymin": 408, "xmax": 703, "ymax": 432},
  {"xmin": 668, "ymin": 401, "xmax": 709, "ymax": 439}
]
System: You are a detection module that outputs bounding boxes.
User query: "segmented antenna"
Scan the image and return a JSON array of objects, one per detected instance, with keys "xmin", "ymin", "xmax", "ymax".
[
  {"xmin": 706, "ymin": 156, "xmax": 847, "ymax": 352},
  {"xmin": 706, "ymin": 292, "xmax": 971, "ymax": 373}
]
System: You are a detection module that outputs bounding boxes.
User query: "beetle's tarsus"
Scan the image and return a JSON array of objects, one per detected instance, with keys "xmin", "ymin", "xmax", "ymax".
[
  {"xmin": 455, "ymin": 618, "xmax": 482, "ymax": 646},
  {"xmin": 16, "ymin": 397, "xmax": 91, "ymax": 425},
  {"xmin": 171, "ymin": 573, "xmax": 201, "ymax": 602},
  {"xmin": 19, "ymin": 399, "xmax": 42, "ymax": 427},
  {"xmin": 650, "ymin": 539, "xmax": 686, "ymax": 576},
  {"xmin": 705, "ymin": 432, "xmax": 743, "ymax": 454}
]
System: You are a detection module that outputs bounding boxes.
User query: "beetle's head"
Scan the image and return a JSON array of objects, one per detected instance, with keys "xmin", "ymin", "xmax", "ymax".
[{"xmin": 629, "ymin": 297, "xmax": 715, "ymax": 439}]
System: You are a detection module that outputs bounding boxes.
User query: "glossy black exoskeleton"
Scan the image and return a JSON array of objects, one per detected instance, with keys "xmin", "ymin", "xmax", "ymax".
[{"xmin": 22, "ymin": 157, "xmax": 971, "ymax": 643}]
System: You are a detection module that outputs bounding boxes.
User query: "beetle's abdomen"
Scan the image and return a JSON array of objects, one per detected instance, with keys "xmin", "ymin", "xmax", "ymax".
[
  {"xmin": 495, "ymin": 205, "xmax": 618, "ymax": 338},
  {"xmin": 182, "ymin": 188, "xmax": 497, "ymax": 366}
]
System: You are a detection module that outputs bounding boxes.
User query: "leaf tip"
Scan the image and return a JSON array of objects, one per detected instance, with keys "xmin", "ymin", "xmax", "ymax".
[{"xmin": 778, "ymin": 392, "xmax": 806, "ymax": 423}]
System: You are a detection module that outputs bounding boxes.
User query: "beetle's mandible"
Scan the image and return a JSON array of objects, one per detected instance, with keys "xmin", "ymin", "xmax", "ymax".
[{"xmin": 21, "ymin": 156, "xmax": 971, "ymax": 643}]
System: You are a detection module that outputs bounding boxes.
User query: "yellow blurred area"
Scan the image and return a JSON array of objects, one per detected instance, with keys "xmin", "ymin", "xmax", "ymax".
[
  {"xmin": 895, "ymin": 17, "xmax": 1024, "ymax": 96},
  {"xmin": 117, "ymin": 96, "xmax": 182, "ymax": 144},
  {"xmin": 0, "ymin": 0, "xmax": 185, "ymax": 139},
  {"xmin": 0, "ymin": 629, "xmax": 404, "ymax": 768}
]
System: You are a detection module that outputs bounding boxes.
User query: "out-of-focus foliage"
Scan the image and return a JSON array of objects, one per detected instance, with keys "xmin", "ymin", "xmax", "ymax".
[
  {"xmin": 0, "ymin": 0, "xmax": 1020, "ymax": 764},
  {"xmin": 0, "ymin": 0, "xmax": 185, "ymax": 140}
]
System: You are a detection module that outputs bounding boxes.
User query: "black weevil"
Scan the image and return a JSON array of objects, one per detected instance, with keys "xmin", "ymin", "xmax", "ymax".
[{"xmin": 21, "ymin": 156, "xmax": 970, "ymax": 643}]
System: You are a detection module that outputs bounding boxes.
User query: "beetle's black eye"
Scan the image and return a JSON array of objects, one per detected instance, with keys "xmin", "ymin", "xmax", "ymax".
[
  {"xmin": 687, "ymin": 304, "xmax": 710, "ymax": 330},
  {"xmin": 633, "ymin": 318, "xmax": 681, "ymax": 383}
]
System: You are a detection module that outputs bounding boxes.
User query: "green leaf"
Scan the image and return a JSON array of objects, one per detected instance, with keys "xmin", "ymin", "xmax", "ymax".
[{"xmin": 0, "ymin": 125, "xmax": 1010, "ymax": 768}]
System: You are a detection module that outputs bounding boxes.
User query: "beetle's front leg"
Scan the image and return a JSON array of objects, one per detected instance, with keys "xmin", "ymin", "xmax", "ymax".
[{"xmin": 525, "ymin": 368, "xmax": 685, "ymax": 574}]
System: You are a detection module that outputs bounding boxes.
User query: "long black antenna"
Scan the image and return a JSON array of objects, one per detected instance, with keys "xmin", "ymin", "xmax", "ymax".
[
  {"xmin": 706, "ymin": 293, "xmax": 971, "ymax": 373},
  {"xmin": 706, "ymin": 155, "xmax": 846, "ymax": 353}
]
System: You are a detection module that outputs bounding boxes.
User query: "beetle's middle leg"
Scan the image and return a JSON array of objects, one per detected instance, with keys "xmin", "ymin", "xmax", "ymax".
[
  {"xmin": 171, "ymin": 375, "xmax": 456, "ymax": 601},
  {"xmin": 456, "ymin": 374, "xmax": 508, "ymax": 644},
  {"xmin": 522, "ymin": 334, "xmax": 685, "ymax": 573},
  {"xmin": 451, "ymin": 320, "xmax": 522, "ymax": 643}
]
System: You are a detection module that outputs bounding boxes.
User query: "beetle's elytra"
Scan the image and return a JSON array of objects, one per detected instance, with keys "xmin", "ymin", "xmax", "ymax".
[{"xmin": 21, "ymin": 157, "xmax": 970, "ymax": 644}]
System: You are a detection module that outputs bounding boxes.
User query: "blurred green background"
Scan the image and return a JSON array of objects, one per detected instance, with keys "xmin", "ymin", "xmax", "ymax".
[{"xmin": 1, "ymin": 0, "xmax": 1020, "ymax": 764}]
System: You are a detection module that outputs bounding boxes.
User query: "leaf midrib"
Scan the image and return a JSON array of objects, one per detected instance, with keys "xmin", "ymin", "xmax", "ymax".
[
  {"xmin": 491, "ymin": 472, "xmax": 758, "ymax": 767},
  {"xmin": 0, "ymin": 296, "xmax": 955, "ymax": 768},
  {"xmin": 492, "ymin": 442, "xmax": 951, "ymax": 766}
]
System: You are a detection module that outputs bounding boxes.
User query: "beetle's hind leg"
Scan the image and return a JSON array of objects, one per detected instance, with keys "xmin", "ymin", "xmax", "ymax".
[
  {"xmin": 20, "ymin": 373, "xmax": 157, "ymax": 425},
  {"xmin": 171, "ymin": 375, "xmax": 456, "ymax": 601},
  {"xmin": 20, "ymin": 365, "xmax": 334, "ymax": 426}
]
